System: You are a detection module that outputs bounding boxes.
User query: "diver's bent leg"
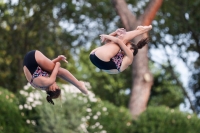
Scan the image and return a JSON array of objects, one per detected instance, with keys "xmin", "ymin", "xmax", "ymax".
[
  {"xmin": 57, "ymin": 68, "xmax": 88, "ymax": 94},
  {"xmin": 35, "ymin": 50, "xmax": 56, "ymax": 73},
  {"xmin": 122, "ymin": 25, "xmax": 152, "ymax": 44}
]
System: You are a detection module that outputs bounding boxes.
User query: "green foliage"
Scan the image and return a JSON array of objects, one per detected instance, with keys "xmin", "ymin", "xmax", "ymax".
[
  {"xmin": 8, "ymin": 84, "xmax": 200, "ymax": 133},
  {"xmin": 86, "ymin": 99, "xmax": 133, "ymax": 133},
  {"xmin": 86, "ymin": 97, "xmax": 200, "ymax": 133},
  {"xmin": 0, "ymin": 87, "xmax": 31, "ymax": 133},
  {"xmin": 35, "ymin": 93, "xmax": 87, "ymax": 133},
  {"xmin": 18, "ymin": 83, "xmax": 132, "ymax": 133},
  {"xmin": 18, "ymin": 84, "xmax": 87, "ymax": 133},
  {"xmin": 132, "ymin": 106, "xmax": 200, "ymax": 133}
]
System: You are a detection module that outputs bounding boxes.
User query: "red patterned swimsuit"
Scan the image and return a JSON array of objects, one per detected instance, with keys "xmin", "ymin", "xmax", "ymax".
[
  {"xmin": 111, "ymin": 52, "xmax": 124, "ymax": 72},
  {"xmin": 30, "ymin": 66, "xmax": 49, "ymax": 90}
]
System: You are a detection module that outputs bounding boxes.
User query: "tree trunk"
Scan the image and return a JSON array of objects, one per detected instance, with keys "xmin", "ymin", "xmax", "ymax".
[{"xmin": 112, "ymin": 0, "xmax": 163, "ymax": 118}]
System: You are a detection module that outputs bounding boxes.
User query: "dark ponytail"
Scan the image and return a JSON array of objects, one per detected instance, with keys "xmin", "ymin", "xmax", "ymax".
[
  {"xmin": 46, "ymin": 89, "xmax": 61, "ymax": 105},
  {"xmin": 130, "ymin": 38, "xmax": 149, "ymax": 56}
]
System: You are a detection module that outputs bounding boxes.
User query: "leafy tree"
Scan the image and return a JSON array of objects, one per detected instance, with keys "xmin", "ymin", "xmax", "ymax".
[
  {"xmin": 151, "ymin": 0, "xmax": 200, "ymax": 113},
  {"xmin": 110, "ymin": 0, "xmax": 164, "ymax": 118},
  {"xmin": 148, "ymin": 62, "xmax": 184, "ymax": 107},
  {"xmin": 0, "ymin": 0, "xmax": 76, "ymax": 92}
]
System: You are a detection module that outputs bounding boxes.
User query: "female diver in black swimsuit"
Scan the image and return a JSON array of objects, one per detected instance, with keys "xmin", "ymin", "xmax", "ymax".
[
  {"xmin": 90, "ymin": 25, "xmax": 152, "ymax": 74},
  {"xmin": 23, "ymin": 50, "xmax": 88, "ymax": 104}
]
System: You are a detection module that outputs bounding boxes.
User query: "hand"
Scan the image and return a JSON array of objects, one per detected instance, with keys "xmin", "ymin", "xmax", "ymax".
[
  {"xmin": 100, "ymin": 34, "xmax": 106, "ymax": 43},
  {"xmin": 48, "ymin": 82, "xmax": 59, "ymax": 91},
  {"xmin": 116, "ymin": 28, "xmax": 126, "ymax": 36},
  {"xmin": 57, "ymin": 55, "xmax": 68, "ymax": 63},
  {"xmin": 116, "ymin": 28, "xmax": 126, "ymax": 39}
]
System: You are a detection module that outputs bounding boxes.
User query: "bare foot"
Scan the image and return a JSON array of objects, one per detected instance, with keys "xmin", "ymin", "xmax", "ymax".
[
  {"xmin": 136, "ymin": 25, "xmax": 152, "ymax": 31},
  {"xmin": 79, "ymin": 81, "xmax": 88, "ymax": 95}
]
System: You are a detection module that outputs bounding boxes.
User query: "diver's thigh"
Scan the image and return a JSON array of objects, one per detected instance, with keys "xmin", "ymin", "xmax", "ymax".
[
  {"xmin": 95, "ymin": 44, "xmax": 120, "ymax": 61},
  {"xmin": 35, "ymin": 50, "xmax": 55, "ymax": 73}
]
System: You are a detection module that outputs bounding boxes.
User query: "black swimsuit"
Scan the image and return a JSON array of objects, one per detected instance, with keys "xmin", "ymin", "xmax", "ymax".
[
  {"xmin": 89, "ymin": 52, "xmax": 117, "ymax": 70},
  {"xmin": 23, "ymin": 50, "xmax": 38, "ymax": 75},
  {"xmin": 23, "ymin": 50, "xmax": 49, "ymax": 90},
  {"xmin": 90, "ymin": 52, "xmax": 124, "ymax": 72}
]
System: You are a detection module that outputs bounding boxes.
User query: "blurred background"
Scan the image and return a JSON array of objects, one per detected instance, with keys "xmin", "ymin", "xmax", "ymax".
[{"xmin": 0, "ymin": 0, "xmax": 200, "ymax": 132}]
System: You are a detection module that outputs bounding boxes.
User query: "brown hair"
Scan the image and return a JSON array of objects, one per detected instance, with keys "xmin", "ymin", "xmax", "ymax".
[
  {"xmin": 46, "ymin": 89, "xmax": 61, "ymax": 105},
  {"xmin": 129, "ymin": 38, "xmax": 149, "ymax": 56}
]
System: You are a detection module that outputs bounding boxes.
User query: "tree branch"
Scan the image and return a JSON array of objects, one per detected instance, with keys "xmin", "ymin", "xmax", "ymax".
[
  {"xmin": 111, "ymin": 0, "xmax": 136, "ymax": 30},
  {"xmin": 139, "ymin": 0, "xmax": 163, "ymax": 25},
  {"xmin": 150, "ymin": 56, "xmax": 196, "ymax": 112},
  {"xmin": 163, "ymin": 46, "xmax": 196, "ymax": 113}
]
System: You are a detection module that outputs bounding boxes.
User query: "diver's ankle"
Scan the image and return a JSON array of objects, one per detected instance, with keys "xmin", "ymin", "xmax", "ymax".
[{"xmin": 78, "ymin": 81, "xmax": 88, "ymax": 95}]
